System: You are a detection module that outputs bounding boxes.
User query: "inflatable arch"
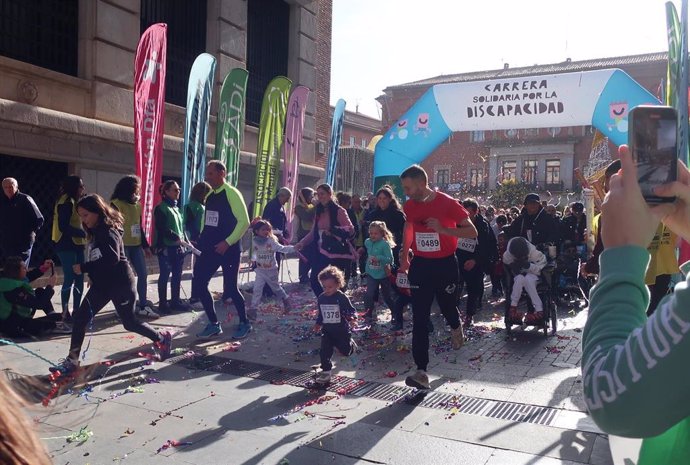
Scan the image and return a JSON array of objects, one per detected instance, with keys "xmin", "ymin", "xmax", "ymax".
[{"xmin": 373, "ymin": 69, "xmax": 661, "ymax": 193}]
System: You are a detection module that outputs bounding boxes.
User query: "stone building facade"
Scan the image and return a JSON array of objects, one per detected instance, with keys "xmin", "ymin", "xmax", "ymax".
[
  {"xmin": 377, "ymin": 52, "xmax": 667, "ymax": 196},
  {"xmin": 0, "ymin": 0, "xmax": 331, "ymax": 261}
]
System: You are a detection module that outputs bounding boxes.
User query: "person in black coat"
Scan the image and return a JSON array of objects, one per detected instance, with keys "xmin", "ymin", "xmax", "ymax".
[
  {"xmin": 456, "ymin": 199, "xmax": 498, "ymax": 325},
  {"xmin": 0, "ymin": 178, "xmax": 44, "ymax": 264},
  {"xmin": 559, "ymin": 201, "xmax": 587, "ymax": 246},
  {"xmin": 506, "ymin": 193, "xmax": 560, "ymax": 249}
]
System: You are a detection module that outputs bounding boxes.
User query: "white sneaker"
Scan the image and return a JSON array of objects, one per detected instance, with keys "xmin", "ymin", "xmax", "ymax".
[
  {"xmin": 314, "ymin": 371, "xmax": 331, "ymax": 384},
  {"xmin": 136, "ymin": 305, "xmax": 160, "ymax": 318}
]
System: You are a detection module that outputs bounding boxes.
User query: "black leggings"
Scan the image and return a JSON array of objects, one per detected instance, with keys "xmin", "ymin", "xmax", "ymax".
[
  {"xmin": 192, "ymin": 245, "xmax": 245, "ymax": 324},
  {"xmin": 458, "ymin": 257, "xmax": 484, "ymax": 317},
  {"xmin": 309, "ymin": 254, "xmax": 350, "ymax": 297},
  {"xmin": 647, "ymin": 274, "xmax": 672, "ymax": 316},
  {"xmin": 68, "ymin": 282, "xmax": 160, "ymax": 360},
  {"xmin": 408, "ymin": 255, "xmax": 461, "ymax": 371}
]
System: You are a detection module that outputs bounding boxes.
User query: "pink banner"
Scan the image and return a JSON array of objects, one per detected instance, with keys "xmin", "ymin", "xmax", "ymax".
[
  {"xmin": 134, "ymin": 23, "xmax": 167, "ymax": 240},
  {"xmin": 281, "ymin": 85, "xmax": 310, "ymax": 226}
]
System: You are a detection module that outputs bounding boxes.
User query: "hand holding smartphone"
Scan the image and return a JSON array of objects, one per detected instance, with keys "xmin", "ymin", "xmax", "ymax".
[{"xmin": 628, "ymin": 105, "xmax": 678, "ymax": 203}]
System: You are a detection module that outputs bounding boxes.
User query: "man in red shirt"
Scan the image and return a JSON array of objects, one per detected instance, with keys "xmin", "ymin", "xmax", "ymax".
[{"xmin": 399, "ymin": 165, "xmax": 478, "ymax": 390}]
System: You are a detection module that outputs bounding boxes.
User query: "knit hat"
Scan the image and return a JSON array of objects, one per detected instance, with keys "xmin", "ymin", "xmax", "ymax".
[
  {"xmin": 523, "ymin": 193, "xmax": 540, "ymax": 205},
  {"xmin": 508, "ymin": 236, "xmax": 529, "ymax": 260}
]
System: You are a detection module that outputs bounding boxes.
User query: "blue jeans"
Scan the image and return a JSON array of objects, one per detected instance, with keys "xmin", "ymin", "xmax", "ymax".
[
  {"xmin": 125, "ymin": 246, "xmax": 148, "ymax": 305},
  {"xmin": 157, "ymin": 246, "xmax": 184, "ymax": 305},
  {"xmin": 56, "ymin": 249, "xmax": 84, "ymax": 314}
]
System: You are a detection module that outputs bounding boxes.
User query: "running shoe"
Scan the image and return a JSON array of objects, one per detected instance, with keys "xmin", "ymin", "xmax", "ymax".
[
  {"xmin": 49, "ymin": 358, "xmax": 79, "ymax": 376},
  {"xmin": 52, "ymin": 321, "xmax": 73, "ymax": 335},
  {"xmin": 314, "ymin": 370, "xmax": 331, "ymax": 384},
  {"xmin": 170, "ymin": 300, "xmax": 192, "ymax": 312},
  {"xmin": 156, "ymin": 330, "xmax": 173, "ymax": 361},
  {"xmin": 136, "ymin": 304, "xmax": 160, "ymax": 318},
  {"xmin": 232, "ymin": 321, "xmax": 252, "ymax": 339},
  {"xmin": 405, "ymin": 369, "xmax": 430, "ymax": 390},
  {"xmin": 196, "ymin": 323, "xmax": 223, "ymax": 339},
  {"xmin": 348, "ymin": 338, "xmax": 360, "ymax": 355},
  {"xmin": 451, "ymin": 323, "xmax": 465, "ymax": 350}
]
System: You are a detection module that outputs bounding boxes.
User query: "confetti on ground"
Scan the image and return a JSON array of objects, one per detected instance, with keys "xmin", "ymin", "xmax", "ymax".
[{"xmin": 156, "ymin": 439, "xmax": 193, "ymax": 454}]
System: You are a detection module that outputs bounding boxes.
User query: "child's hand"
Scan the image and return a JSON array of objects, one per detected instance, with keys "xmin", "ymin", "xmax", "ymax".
[
  {"xmin": 384, "ymin": 265, "xmax": 392, "ymax": 277},
  {"xmin": 370, "ymin": 256, "xmax": 379, "ymax": 266},
  {"xmin": 313, "ymin": 324, "xmax": 322, "ymax": 333}
]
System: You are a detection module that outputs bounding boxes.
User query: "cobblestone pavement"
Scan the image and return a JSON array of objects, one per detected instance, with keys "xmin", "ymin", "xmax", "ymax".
[{"xmin": 0, "ymin": 257, "xmax": 612, "ymax": 465}]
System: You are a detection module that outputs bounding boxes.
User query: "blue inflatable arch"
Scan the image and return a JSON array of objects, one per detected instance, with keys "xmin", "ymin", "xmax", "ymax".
[{"xmin": 373, "ymin": 69, "xmax": 660, "ymax": 192}]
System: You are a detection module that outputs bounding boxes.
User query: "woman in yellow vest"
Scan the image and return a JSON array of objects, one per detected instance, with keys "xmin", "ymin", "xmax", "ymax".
[
  {"xmin": 153, "ymin": 180, "xmax": 189, "ymax": 314},
  {"xmin": 51, "ymin": 175, "xmax": 86, "ymax": 322},
  {"xmin": 645, "ymin": 223, "xmax": 679, "ymax": 315},
  {"xmin": 111, "ymin": 175, "xmax": 157, "ymax": 318}
]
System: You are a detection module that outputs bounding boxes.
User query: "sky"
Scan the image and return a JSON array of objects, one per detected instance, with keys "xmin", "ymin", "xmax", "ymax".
[{"xmin": 331, "ymin": 0, "xmax": 674, "ymax": 120}]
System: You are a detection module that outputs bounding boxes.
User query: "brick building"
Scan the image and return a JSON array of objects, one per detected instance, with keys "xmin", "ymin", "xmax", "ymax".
[
  {"xmin": 377, "ymin": 52, "xmax": 667, "ymax": 196},
  {"xmin": 0, "ymin": 0, "xmax": 331, "ymax": 261}
]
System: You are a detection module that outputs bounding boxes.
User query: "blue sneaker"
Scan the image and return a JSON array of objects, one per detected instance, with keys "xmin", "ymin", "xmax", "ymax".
[
  {"xmin": 196, "ymin": 323, "xmax": 222, "ymax": 339},
  {"xmin": 232, "ymin": 321, "xmax": 252, "ymax": 340},
  {"xmin": 49, "ymin": 358, "xmax": 79, "ymax": 376},
  {"xmin": 156, "ymin": 330, "xmax": 173, "ymax": 360}
]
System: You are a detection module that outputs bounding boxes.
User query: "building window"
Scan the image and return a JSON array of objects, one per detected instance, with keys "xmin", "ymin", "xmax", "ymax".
[
  {"xmin": 246, "ymin": 0, "xmax": 290, "ymax": 126},
  {"xmin": 349, "ymin": 136, "xmax": 355, "ymax": 146},
  {"xmin": 522, "ymin": 160, "xmax": 538, "ymax": 184},
  {"xmin": 0, "ymin": 0, "xmax": 78, "ymax": 76},
  {"xmin": 471, "ymin": 131, "xmax": 485, "ymax": 143},
  {"xmin": 361, "ymin": 138, "xmax": 367, "ymax": 148},
  {"xmin": 435, "ymin": 168, "xmax": 449, "ymax": 186},
  {"xmin": 546, "ymin": 159, "xmax": 561, "ymax": 185},
  {"xmin": 548, "ymin": 127, "xmax": 562, "ymax": 137},
  {"xmin": 141, "ymin": 0, "xmax": 208, "ymax": 107},
  {"xmin": 505, "ymin": 129, "xmax": 518, "ymax": 139},
  {"xmin": 501, "ymin": 160, "xmax": 517, "ymax": 181},
  {"xmin": 469, "ymin": 168, "xmax": 484, "ymax": 188}
]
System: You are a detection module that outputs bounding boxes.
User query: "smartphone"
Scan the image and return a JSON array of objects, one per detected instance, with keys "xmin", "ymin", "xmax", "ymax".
[{"xmin": 628, "ymin": 105, "xmax": 678, "ymax": 203}]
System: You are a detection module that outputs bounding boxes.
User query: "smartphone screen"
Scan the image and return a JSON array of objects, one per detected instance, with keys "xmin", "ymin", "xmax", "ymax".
[{"xmin": 629, "ymin": 105, "xmax": 678, "ymax": 203}]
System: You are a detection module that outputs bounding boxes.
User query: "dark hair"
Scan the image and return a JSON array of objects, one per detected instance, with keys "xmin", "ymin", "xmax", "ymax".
[
  {"xmin": 315, "ymin": 184, "xmax": 335, "ymax": 217},
  {"xmin": 207, "ymin": 160, "xmax": 226, "ymax": 173},
  {"xmin": 2, "ymin": 256, "xmax": 24, "ymax": 279},
  {"xmin": 337, "ymin": 192, "xmax": 352, "ymax": 205},
  {"xmin": 60, "ymin": 175, "xmax": 83, "ymax": 200},
  {"xmin": 400, "ymin": 164, "xmax": 428, "ymax": 183},
  {"xmin": 76, "ymin": 194, "xmax": 124, "ymax": 232},
  {"xmin": 375, "ymin": 185, "xmax": 401, "ymax": 211},
  {"xmin": 462, "ymin": 198, "xmax": 479, "ymax": 212},
  {"xmin": 190, "ymin": 181, "xmax": 212, "ymax": 204},
  {"xmin": 251, "ymin": 218, "xmax": 272, "ymax": 234},
  {"xmin": 496, "ymin": 214, "xmax": 508, "ymax": 225},
  {"xmin": 300, "ymin": 187, "xmax": 314, "ymax": 200},
  {"xmin": 111, "ymin": 175, "xmax": 141, "ymax": 203},
  {"xmin": 159, "ymin": 180, "xmax": 178, "ymax": 197},
  {"xmin": 571, "ymin": 202, "xmax": 584, "ymax": 212},
  {"xmin": 318, "ymin": 265, "xmax": 345, "ymax": 288},
  {"xmin": 605, "ymin": 159, "xmax": 622, "ymax": 179}
]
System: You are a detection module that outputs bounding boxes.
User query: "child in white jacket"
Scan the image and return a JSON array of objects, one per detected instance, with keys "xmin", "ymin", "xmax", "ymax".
[
  {"xmin": 503, "ymin": 236, "xmax": 547, "ymax": 322},
  {"xmin": 249, "ymin": 219, "xmax": 295, "ymax": 318}
]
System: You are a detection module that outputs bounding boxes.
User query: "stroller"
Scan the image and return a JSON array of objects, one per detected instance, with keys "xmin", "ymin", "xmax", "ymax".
[{"xmin": 503, "ymin": 261, "xmax": 558, "ymax": 336}]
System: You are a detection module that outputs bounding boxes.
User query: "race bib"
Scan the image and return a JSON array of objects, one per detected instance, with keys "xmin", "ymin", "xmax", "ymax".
[
  {"xmin": 457, "ymin": 238, "xmax": 476, "ymax": 252},
  {"xmin": 205, "ymin": 210, "xmax": 219, "ymax": 227},
  {"xmin": 396, "ymin": 272, "xmax": 411, "ymax": 289},
  {"xmin": 415, "ymin": 232, "xmax": 441, "ymax": 252},
  {"xmin": 320, "ymin": 304, "xmax": 341, "ymax": 324},
  {"xmin": 256, "ymin": 252, "xmax": 274, "ymax": 265},
  {"xmin": 89, "ymin": 247, "xmax": 102, "ymax": 261},
  {"xmin": 130, "ymin": 224, "xmax": 141, "ymax": 238},
  {"xmin": 368, "ymin": 257, "xmax": 381, "ymax": 269}
]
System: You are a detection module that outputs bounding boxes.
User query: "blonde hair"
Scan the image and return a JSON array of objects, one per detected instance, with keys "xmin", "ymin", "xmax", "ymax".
[
  {"xmin": 369, "ymin": 221, "xmax": 396, "ymax": 248},
  {"xmin": 0, "ymin": 375, "xmax": 52, "ymax": 465}
]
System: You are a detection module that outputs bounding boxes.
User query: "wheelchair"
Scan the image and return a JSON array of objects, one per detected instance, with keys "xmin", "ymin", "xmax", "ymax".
[{"xmin": 503, "ymin": 263, "xmax": 557, "ymax": 336}]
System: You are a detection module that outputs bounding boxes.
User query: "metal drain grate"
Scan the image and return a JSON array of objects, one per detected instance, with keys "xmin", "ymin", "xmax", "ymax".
[{"xmin": 174, "ymin": 355, "xmax": 558, "ymax": 426}]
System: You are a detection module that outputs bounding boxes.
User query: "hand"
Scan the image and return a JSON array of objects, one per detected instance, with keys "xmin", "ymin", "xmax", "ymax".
[
  {"xmin": 399, "ymin": 252, "xmax": 410, "ymax": 273},
  {"xmin": 370, "ymin": 256, "xmax": 379, "ymax": 266},
  {"xmin": 321, "ymin": 229, "xmax": 331, "ymax": 236},
  {"xmin": 73, "ymin": 264, "xmax": 82, "ymax": 275},
  {"xmin": 357, "ymin": 247, "xmax": 365, "ymax": 256},
  {"xmin": 463, "ymin": 259, "xmax": 476, "ymax": 271},
  {"xmin": 384, "ymin": 264, "xmax": 392, "ymax": 277},
  {"xmin": 425, "ymin": 218, "xmax": 442, "ymax": 232},
  {"xmin": 144, "ymin": 247, "xmax": 153, "ymax": 259},
  {"xmin": 313, "ymin": 324, "xmax": 322, "ymax": 333},
  {"xmin": 48, "ymin": 274, "xmax": 57, "ymax": 287},
  {"xmin": 651, "ymin": 159, "xmax": 690, "ymax": 242},
  {"xmin": 601, "ymin": 145, "xmax": 662, "ymax": 249},
  {"xmin": 294, "ymin": 243, "xmax": 303, "ymax": 252},
  {"xmin": 214, "ymin": 240, "xmax": 230, "ymax": 255}
]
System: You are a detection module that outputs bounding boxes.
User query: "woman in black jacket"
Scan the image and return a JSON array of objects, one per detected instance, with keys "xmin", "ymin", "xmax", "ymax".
[
  {"xmin": 365, "ymin": 185, "xmax": 406, "ymax": 266},
  {"xmin": 49, "ymin": 194, "xmax": 173, "ymax": 378}
]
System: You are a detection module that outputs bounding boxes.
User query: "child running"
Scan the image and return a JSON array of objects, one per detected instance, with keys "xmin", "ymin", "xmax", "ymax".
[
  {"xmin": 359, "ymin": 221, "xmax": 396, "ymax": 323},
  {"xmin": 503, "ymin": 236, "xmax": 546, "ymax": 323},
  {"xmin": 313, "ymin": 266, "xmax": 358, "ymax": 384},
  {"xmin": 248, "ymin": 219, "xmax": 295, "ymax": 319},
  {"xmin": 0, "ymin": 257, "xmax": 71, "ymax": 337},
  {"xmin": 50, "ymin": 194, "xmax": 172, "ymax": 377}
]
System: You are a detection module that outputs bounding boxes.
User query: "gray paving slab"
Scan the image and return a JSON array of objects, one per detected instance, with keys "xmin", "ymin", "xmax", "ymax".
[{"xmin": 484, "ymin": 448, "xmax": 584, "ymax": 465}]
